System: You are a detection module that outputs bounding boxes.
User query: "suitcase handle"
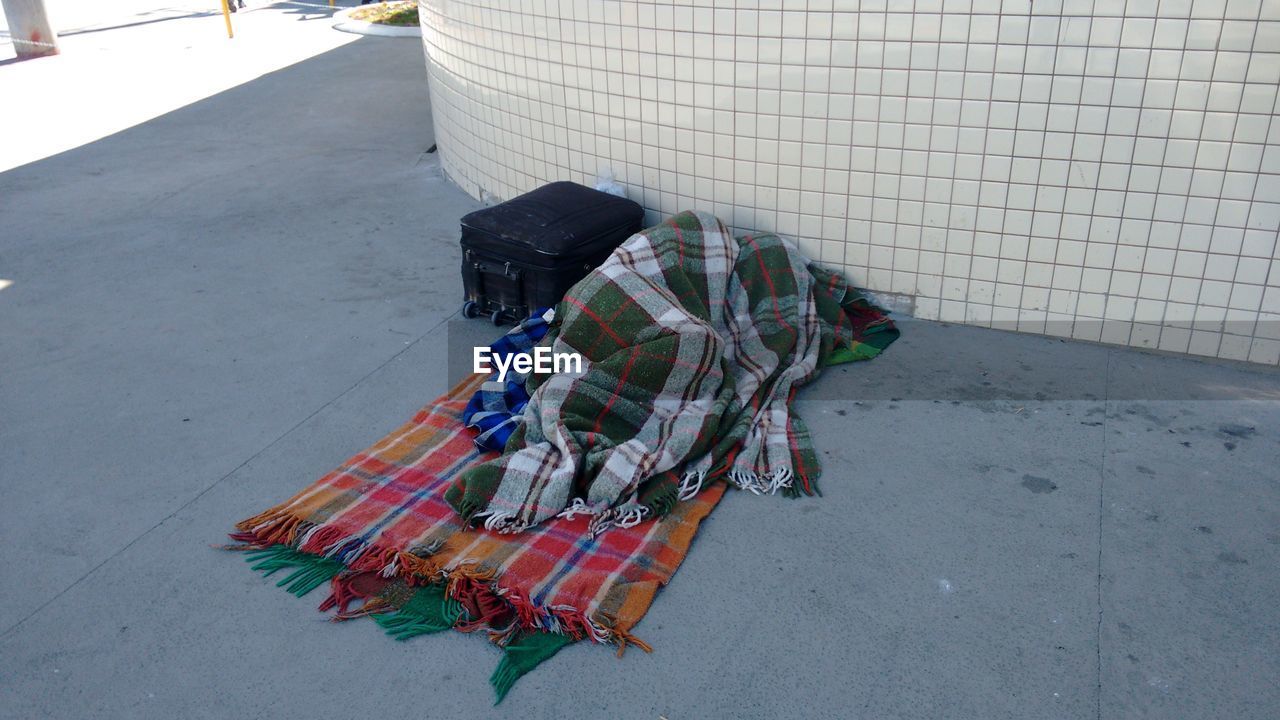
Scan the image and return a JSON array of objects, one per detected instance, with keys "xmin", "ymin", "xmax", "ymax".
[
  {"xmin": 466, "ymin": 250, "xmax": 487, "ymax": 298},
  {"xmin": 466, "ymin": 252, "xmax": 527, "ymax": 317},
  {"xmin": 505, "ymin": 262, "xmax": 527, "ymax": 316}
]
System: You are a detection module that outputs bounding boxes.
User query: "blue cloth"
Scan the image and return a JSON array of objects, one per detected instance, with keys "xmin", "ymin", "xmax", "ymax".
[{"xmin": 463, "ymin": 308, "xmax": 555, "ymax": 452}]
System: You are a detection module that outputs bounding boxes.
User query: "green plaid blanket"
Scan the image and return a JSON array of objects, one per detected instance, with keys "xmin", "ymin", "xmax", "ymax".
[{"xmin": 447, "ymin": 211, "xmax": 897, "ymax": 535}]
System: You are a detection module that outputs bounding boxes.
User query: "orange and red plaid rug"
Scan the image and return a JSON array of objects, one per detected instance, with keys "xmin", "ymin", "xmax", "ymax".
[{"xmin": 227, "ymin": 374, "xmax": 725, "ymax": 699}]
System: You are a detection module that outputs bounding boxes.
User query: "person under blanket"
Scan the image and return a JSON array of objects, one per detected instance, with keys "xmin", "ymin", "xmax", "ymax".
[{"xmin": 448, "ymin": 211, "xmax": 898, "ymax": 536}]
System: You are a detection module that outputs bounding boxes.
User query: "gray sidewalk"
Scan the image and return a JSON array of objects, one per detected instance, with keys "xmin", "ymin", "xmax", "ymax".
[{"xmin": 1, "ymin": 23, "xmax": 1278, "ymax": 720}]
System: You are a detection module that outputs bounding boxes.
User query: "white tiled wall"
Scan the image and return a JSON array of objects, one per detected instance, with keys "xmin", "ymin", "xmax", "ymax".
[{"xmin": 421, "ymin": 0, "xmax": 1280, "ymax": 365}]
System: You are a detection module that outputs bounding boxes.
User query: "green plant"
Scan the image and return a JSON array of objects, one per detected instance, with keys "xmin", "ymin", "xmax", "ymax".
[{"xmin": 349, "ymin": 1, "xmax": 418, "ymax": 26}]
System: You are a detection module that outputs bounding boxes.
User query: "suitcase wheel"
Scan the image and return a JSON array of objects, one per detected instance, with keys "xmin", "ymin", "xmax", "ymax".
[
  {"xmin": 462, "ymin": 300, "xmax": 480, "ymax": 319},
  {"xmin": 490, "ymin": 310, "xmax": 504, "ymax": 326}
]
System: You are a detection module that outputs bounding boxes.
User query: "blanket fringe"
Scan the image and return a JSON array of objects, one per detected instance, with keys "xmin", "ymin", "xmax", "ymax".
[
  {"xmin": 489, "ymin": 632, "xmax": 574, "ymax": 704},
  {"xmin": 319, "ymin": 570, "xmax": 392, "ymax": 617},
  {"xmin": 644, "ymin": 481, "xmax": 681, "ymax": 520},
  {"xmin": 555, "ymin": 497, "xmax": 594, "ymax": 520},
  {"xmin": 727, "ymin": 467, "xmax": 794, "ymax": 496},
  {"xmin": 560, "ymin": 492, "xmax": 651, "ymax": 538},
  {"xmin": 784, "ymin": 471, "xmax": 821, "ymax": 498},
  {"xmin": 233, "ymin": 499, "xmax": 662, "ymax": 706},
  {"xmin": 613, "ymin": 626, "xmax": 654, "ymax": 657},
  {"xmin": 587, "ymin": 504, "xmax": 649, "ymax": 538},
  {"xmin": 554, "ymin": 496, "xmax": 650, "ymax": 534},
  {"xmin": 678, "ymin": 470, "xmax": 705, "ymax": 501},
  {"xmin": 371, "ymin": 585, "xmax": 462, "ymax": 641},
  {"xmin": 244, "ymin": 545, "xmax": 343, "ymax": 598},
  {"xmin": 471, "ymin": 509, "xmax": 531, "ymax": 535},
  {"xmin": 395, "ymin": 550, "xmax": 442, "ymax": 580},
  {"xmin": 232, "ymin": 509, "xmax": 655, "ymax": 706},
  {"xmin": 231, "ymin": 513, "xmax": 647, "ymax": 652},
  {"xmin": 722, "ymin": 467, "xmax": 821, "ymax": 497},
  {"xmin": 334, "ymin": 596, "xmax": 391, "ymax": 621}
]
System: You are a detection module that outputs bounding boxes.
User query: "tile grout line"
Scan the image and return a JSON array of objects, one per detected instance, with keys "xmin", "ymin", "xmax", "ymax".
[{"xmin": 0, "ymin": 311, "xmax": 457, "ymax": 642}]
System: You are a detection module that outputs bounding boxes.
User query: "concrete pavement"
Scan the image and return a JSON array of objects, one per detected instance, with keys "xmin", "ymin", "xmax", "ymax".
[
  {"xmin": 0, "ymin": 0, "xmax": 369, "ymax": 172},
  {"xmin": 1, "ymin": 10, "xmax": 1278, "ymax": 720}
]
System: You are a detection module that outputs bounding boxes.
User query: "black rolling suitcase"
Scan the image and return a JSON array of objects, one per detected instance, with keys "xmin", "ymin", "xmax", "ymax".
[{"xmin": 459, "ymin": 181, "xmax": 644, "ymax": 325}]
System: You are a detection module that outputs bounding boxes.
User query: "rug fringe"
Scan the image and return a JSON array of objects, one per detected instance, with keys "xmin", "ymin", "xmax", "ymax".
[
  {"xmin": 678, "ymin": 470, "xmax": 705, "ymax": 501},
  {"xmin": 244, "ymin": 545, "xmax": 343, "ymax": 598},
  {"xmin": 489, "ymin": 631, "xmax": 574, "ymax": 704},
  {"xmin": 319, "ymin": 571, "xmax": 393, "ymax": 617},
  {"xmin": 334, "ymin": 596, "xmax": 391, "ymax": 621},
  {"xmin": 613, "ymin": 627, "xmax": 654, "ymax": 657},
  {"xmin": 725, "ymin": 467, "xmax": 820, "ymax": 498},
  {"xmin": 231, "ymin": 515, "xmax": 648, "ymax": 652},
  {"xmin": 371, "ymin": 585, "xmax": 462, "ymax": 641}
]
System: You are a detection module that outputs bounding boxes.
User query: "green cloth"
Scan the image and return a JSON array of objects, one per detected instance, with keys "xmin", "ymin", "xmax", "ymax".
[
  {"xmin": 490, "ymin": 632, "xmax": 574, "ymax": 704},
  {"xmin": 448, "ymin": 211, "xmax": 897, "ymax": 535}
]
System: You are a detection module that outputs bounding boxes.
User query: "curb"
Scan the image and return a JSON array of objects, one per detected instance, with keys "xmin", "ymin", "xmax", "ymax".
[{"xmin": 333, "ymin": 6, "xmax": 422, "ymax": 37}]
